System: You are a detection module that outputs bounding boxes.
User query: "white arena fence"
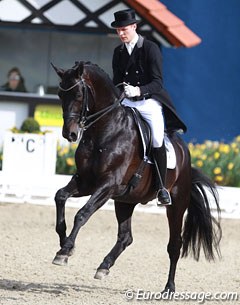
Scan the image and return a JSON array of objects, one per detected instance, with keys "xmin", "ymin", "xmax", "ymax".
[
  {"xmin": 0, "ymin": 171, "xmax": 239, "ymax": 219},
  {"xmin": 0, "ymin": 131, "xmax": 239, "ymax": 219}
]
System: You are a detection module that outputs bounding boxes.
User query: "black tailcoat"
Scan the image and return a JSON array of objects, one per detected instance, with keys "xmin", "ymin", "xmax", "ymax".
[{"xmin": 112, "ymin": 35, "xmax": 187, "ymax": 133}]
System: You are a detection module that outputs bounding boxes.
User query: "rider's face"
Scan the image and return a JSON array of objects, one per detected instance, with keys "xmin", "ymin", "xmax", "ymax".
[{"xmin": 116, "ymin": 24, "xmax": 137, "ymax": 43}]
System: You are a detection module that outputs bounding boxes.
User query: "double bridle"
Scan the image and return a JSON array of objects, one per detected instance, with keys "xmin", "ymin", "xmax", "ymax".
[{"xmin": 59, "ymin": 78, "xmax": 123, "ymax": 132}]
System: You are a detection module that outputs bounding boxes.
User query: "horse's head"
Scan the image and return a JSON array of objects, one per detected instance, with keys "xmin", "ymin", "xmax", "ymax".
[
  {"xmin": 52, "ymin": 61, "xmax": 87, "ymax": 142},
  {"xmin": 52, "ymin": 61, "xmax": 120, "ymax": 142}
]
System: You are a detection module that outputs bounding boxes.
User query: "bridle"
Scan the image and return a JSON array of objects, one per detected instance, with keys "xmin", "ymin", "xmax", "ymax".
[
  {"xmin": 59, "ymin": 78, "xmax": 123, "ymax": 132},
  {"xmin": 58, "ymin": 79, "xmax": 82, "ymax": 92}
]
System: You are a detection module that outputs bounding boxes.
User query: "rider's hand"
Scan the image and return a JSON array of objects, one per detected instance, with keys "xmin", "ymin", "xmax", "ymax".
[{"xmin": 124, "ymin": 85, "xmax": 141, "ymax": 98}]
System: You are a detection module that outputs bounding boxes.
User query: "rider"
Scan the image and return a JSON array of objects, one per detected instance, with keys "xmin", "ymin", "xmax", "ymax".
[{"xmin": 111, "ymin": 9, "xmax": 187, "ymax": 206}]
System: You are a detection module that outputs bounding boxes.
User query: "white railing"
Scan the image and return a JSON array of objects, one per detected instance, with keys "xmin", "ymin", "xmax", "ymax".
[{"xmin": 0, "ymin": 171, "xmax": 239, "ymax": 219}]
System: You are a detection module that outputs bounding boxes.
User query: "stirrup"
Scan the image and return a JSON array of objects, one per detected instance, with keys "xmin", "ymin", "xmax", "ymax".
[{"xmin": 156, "ymin": 188, "xmax": 172, "ymax": 206}]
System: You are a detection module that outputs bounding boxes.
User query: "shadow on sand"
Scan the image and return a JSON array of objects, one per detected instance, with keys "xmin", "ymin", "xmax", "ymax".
[{"xmin": 0, "ymin": 278, "xmax": 122, "ymax": 296}]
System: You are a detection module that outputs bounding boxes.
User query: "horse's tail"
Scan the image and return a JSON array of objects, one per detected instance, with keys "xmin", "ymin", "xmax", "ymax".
[{"xmin": 182, "ymin": 167, "xmax": 222, "ymax": 261}]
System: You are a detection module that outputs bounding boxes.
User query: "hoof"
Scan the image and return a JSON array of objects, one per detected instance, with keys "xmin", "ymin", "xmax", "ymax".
[
  {"xmin": 94, "ymin": 269, "xmax": 109, "ymax": 280},
  {"xmin": 69, "ymin": 247, "xmax": 75, "ymax": 256},
  {"xmin": 162, "ymin": 287, "xmax": 175, "ymax": 294},
  {"xmin": 52, "ymin": 254, "xmax": 69, "ymax": 266}
]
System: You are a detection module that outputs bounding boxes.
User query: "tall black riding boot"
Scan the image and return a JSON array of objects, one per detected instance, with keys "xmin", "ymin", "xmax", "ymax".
[{"xmin": 153, "ymin": 146, "xmax": 171, "ymax": 206}]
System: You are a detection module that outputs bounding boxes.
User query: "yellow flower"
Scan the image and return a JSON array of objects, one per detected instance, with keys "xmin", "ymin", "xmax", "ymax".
[
  {"xmin": 219, "ymin": 144, "xmax": 230, "ymax": 154},
  {"xmin": 191, "ymin": 148, "xmax": 202, "ymax": 158},
  {"xmin": 66, "ymin": 157, "xmax": 75, "ymax": 166},
  {"xmin": 58, "ymin": 146, "xmax": 69, "ymax": 156},
  {"xmin": 196, "ymin": 160, "xmax": 203, "ymax": 167},
  {"xmin": 201, "ymin": 154, "xmax": 207, "ymax": 160},
  {"xmin": 70, "ymin": 143, "xmax": 78, "ymax": 150},
  {"xmin": 214, "ymin": 152, "xmax": 220, "ymax": 159},
  {"xmin": 231, "ymin": 142, "xmax": 237, "ymax": 149},
  {"xmin": 215, "ymin": 175, "xmax": 223, "ymax": 182},
  {"xmin": 228, "ymin": 163, "xmax": 234, "ymax": 170},
  {"xmin": 188, "ymin": 143, "xmax": 194, "ymax": 152},
  {"xmin": 213, "ymin": 167, "xmax": 221, "ymax": 175},
  {"xmin": 235, "ymin": 135, "xmax": 240, "ymax": 143}
]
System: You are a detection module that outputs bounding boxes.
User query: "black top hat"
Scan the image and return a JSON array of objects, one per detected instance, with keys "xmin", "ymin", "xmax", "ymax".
[{"xmin": 111, "ymin": 9, "xmax": 140, "ymax": 28}]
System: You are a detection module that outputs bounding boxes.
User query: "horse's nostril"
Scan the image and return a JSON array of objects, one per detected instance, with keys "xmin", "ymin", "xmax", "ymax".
[{"xmin": 69, "ymin": 132, "xmax": 77, "ymax": 142}]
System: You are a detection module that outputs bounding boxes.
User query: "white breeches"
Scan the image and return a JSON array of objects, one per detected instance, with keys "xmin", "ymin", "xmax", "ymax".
[{"xmin": 121, "ymin": 98, "xmax": 165, "ymax": 147}]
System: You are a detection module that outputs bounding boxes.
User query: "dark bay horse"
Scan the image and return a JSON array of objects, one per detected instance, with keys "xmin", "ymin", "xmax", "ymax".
[{"xmin": 52, "ymin": 61, "xmax": 221, "ymax": 292}]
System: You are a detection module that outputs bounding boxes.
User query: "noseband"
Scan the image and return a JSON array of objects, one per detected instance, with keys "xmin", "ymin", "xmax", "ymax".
[{"xmin": 59, "ymin": 77, "xmax": 122, "ymax": 132}]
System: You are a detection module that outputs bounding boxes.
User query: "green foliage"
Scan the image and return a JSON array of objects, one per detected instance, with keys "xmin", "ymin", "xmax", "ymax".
[
  {"xmin": 189, "ymin": 135, "xmax": 240, "ymax": 187},
  {"xmin": 10, "ymin": 117, "xmax": 50, "ymax": 134},
  {"xmin": 20, "ymin": 117, "xmax": 41, "ymax": 133},
  {"xmin": 55, "ymin": 143, "xmax": 77, "ymax": 175},
  {"xmin": 55, "ymin": 136, "xmax": 240, "ymax": 185}
]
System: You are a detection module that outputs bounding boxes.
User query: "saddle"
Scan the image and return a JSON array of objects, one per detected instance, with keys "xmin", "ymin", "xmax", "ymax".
[
  {"xmin": 129, "ymin": 107, "xmax": 152, "ymax": 163},
  {"xmin": 129, "ymin": 107, "xmax": 176, "ymax": 169}
]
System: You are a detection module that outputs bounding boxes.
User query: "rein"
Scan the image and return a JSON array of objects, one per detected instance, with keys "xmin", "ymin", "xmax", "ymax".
[
  {"xmin": 79, "ymin": 100, "xmax": 122, "ymax": 130},
  {"xmin": 59, "ymin": 78, "xmax": 124, "ymax": 132}
]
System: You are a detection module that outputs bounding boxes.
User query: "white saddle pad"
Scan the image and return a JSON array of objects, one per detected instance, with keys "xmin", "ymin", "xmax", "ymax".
[{"xmin": 164, "ymin": 135, "xmax": 176, "ymax": 169}]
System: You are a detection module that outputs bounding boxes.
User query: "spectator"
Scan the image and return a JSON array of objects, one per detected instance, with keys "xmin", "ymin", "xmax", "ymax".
[{"xmin": 1, "ymin": 67, "xmax": 27, "ymax": 92}]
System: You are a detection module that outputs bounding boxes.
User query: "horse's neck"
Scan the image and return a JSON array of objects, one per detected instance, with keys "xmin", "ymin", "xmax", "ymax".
[
  {"xmin": 87, "ymin": 104, "xmax": 126, "ymax": 138},
  {"xmin": 85, "ymin": 69, "xmax": 118, "ymax": 110},
  {"xmin": 91, "ymin": 85, "xmax": 117, "ymax": 111}
]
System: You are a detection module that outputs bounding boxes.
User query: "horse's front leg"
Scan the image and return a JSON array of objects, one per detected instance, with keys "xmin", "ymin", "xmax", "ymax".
[
  {"xmin": 54, "ymin": 174, "xmax": 81, "ymax": 251},
  {"xmin": 52, "ymin": 182, "xmax": 114, "ymax": 266},
  {"xmin": 94, "ymin": 201, "xmax": 136, "ymax": 279}
]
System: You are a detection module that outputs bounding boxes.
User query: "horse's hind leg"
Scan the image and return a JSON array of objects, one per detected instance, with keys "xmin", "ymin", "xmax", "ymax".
[
  {"xmin": 53, "ymin": 174, "xmax": 80, "ymax": 264},
  {"xmin": 164, "ymin": 199, "xmax": 188, "ymax": 292},
  {"xmin": 94, "ymin": 201, "xmax": 136, "ymax": 280}
]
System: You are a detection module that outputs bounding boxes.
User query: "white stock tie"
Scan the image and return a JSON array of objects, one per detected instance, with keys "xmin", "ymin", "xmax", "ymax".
[{"xmin": 126, "ymin": 42, "xmax": 134, "ymax": 55}]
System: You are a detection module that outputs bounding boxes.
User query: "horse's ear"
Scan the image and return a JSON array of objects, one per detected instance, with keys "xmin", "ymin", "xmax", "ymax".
[
  {"xmin": 72, "ymin": 61, "xmax": 84, "ymax": 78},
  {"xmin": 78, "ymin": 61, "xmax": 84, "ymax": 77},
  {"xmin": 51, "ymin": 62, "xmax": 64, "ymax": 79}
]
